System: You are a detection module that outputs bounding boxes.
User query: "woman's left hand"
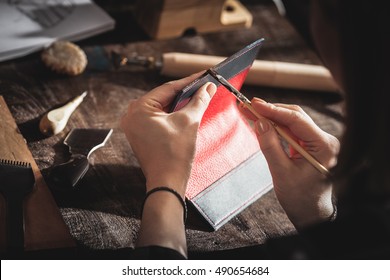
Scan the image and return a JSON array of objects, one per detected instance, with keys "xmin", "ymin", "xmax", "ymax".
[
  {"xmin": 121, "ymin": 73, "xmax": 216, "ymax": 257},
  {"xmin": 121, "ymin": 73, "xmax": 217, "ymax": 196}
]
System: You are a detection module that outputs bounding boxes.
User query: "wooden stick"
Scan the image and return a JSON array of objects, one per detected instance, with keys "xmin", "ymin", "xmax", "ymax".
[
  {"xmin": 207, "ymin": 69, "xmax": 330, "ymax": 177},
  {"xmin": 162, "ymin": 52, "xmax": 339, "ymax": 92}
]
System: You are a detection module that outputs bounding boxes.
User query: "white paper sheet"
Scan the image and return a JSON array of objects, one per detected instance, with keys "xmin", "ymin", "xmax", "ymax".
[{"xmin": 0, "ymin": 0, "xmax": 115, "ymax": 62}]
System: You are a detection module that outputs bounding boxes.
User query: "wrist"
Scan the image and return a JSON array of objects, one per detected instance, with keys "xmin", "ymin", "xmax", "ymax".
[
  {"xmin": 141, "ymin": 187, "xmax": 187, "ymax": 223},
  {"xmin": 146, "ymin": 170, "xmax": 190, "ymax": 198},
  {"xmin": 137, "ymin": 189, "xmax": 188, "ymax": 256},
  {"xmin": 286, "ymin": 194, "xmax": 335, "ymax": 230}
]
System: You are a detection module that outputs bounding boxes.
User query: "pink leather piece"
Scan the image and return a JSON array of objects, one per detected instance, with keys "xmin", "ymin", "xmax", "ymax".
[{"xmin": 186, "ymin": 69, "xmax": 260, "ymax": 200}]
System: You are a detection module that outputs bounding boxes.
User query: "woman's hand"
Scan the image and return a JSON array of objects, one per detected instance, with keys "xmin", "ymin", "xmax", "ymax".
[
  {"xmin": 240, "ymin": 98, "xmax": 340, "ymax": 230},
  {"xmin": 121, "ymin": 73, "xmax": 216, "ymax": 257},
  {"xmin": 121, "ymin": 73, "xmax": 217, "ymax": 196}
]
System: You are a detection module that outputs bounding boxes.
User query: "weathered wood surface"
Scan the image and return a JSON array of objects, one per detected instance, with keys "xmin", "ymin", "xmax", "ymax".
[
  {"xmin": 0, "ymin": 97, "xmax": 75, "ymax": 252},
  {"xmin": 0, "ymin": 0, "xmax": 344, "ymax": 253}
]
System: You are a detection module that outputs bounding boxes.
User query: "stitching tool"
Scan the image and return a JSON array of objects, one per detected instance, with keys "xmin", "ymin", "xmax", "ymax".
[{"xmin": 207, "ymin": 68, "xmax": 330, "ymax": 177}]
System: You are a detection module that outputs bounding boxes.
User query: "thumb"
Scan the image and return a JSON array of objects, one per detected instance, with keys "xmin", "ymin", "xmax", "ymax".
[
  {"xmin": 255, "ymin": 118, "xmax": 290, "ymax": 169},
  {"xmin": 181, "ymin": 82, "xmax": 217, "ymax": 119}
]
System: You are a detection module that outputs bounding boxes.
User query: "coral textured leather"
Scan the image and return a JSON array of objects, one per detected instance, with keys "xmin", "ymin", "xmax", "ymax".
[{"xmin": 171, "ymin": 39, "xmax": 272, "ymax": 230}]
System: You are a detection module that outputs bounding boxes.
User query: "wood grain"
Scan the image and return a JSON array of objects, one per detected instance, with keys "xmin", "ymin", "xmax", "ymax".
[{"xmin": 0, "ymin": 96, "xmax": 75, "ymax": 252}]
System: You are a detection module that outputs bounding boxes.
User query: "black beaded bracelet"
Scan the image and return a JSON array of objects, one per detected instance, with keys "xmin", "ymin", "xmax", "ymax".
[{"xmin": 141, "ymin": 186, "xmax": 187, "ymax": 223}]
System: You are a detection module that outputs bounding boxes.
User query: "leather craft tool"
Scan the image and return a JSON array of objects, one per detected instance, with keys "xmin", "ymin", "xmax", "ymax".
[
  {"xmin": 0, "ymin": 159, "xmax": 35, "ymax": 254},
  {"xmin": 109, "ymin": 51, "xmax": 339, "ymax": 92},
  {"xmin": 39, "ymin": 91, "xmax": 87, "ymax": 136},
  {"xmin": 50, "ymin": 128, "xmax": 113, "ymax": 189},
  {"xmin": 86, "ymin": 43, "xmax": 338, "ymax": 92},
  {"xmin": 207, "ymin": 68, "xmax": 330, "ymax": 177}
]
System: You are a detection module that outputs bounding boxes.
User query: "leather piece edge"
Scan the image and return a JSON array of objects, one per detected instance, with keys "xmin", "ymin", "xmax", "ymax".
[{"xmin": 190, "ymin": 151, "xmax": 273, "ymax": 230}]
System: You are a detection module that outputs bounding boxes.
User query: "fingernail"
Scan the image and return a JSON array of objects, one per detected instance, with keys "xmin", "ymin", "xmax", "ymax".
[
  {"xmin": 256, "ymin": 119, "xmax": 269, "ymax": 134},
  {"xmin": 253, "ymin": 97, "xmax": 267, "ymax": 103},
  {"xmin": 206, "ymin": 82, "xmax": 217, "ymax": 95}
]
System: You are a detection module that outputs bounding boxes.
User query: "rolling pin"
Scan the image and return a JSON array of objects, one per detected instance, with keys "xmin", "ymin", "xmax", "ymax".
[{"xmin": 160, "ymin": 52, "xmax": 339, "ymax": 92}]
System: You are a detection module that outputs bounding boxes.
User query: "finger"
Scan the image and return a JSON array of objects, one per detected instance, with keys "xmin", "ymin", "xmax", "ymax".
[
  {"xmin": 143, "ymin": 72, "xmax": 205, "ymax": 109},
  {"xmin": 255, "ymin": 117, "xmax": 291, "ymax": 170},
  {"xmin": 238, "ymin": 103, "xmax": 258, "ymax": 121},
  {"xmin": 180, "ymin": 82, "xmax": 217, "ymax": 120},
  {"xmin": 251, "ymin": 99, "xmax": 323, "ymax": 141},
  {"xmin": 271, "ymin": 103, "xmax": 311, "ymax": 119}
]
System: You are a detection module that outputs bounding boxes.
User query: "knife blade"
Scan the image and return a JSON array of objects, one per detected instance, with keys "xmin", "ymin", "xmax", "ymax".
[{"xmin": 49, "ymin": 128, "xmax": 113, "ymax": 190}]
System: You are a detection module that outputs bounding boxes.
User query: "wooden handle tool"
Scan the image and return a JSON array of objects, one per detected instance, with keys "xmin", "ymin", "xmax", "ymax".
[
  {"xmin": 162, "ymin": 52, "xmax": 339, "ymax": 92},
  {"xmin": 39, "ymin": 91, "xmax": 87, "ymax": 136}
]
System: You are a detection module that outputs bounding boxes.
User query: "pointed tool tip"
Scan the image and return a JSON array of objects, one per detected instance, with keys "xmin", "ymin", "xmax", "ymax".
[{"xmin": 207, "ymin": 68, "xmax": 224, "ymax": 82}]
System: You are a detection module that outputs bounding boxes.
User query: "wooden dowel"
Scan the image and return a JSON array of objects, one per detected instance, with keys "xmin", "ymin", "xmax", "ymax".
[{"xmin": 161, "ymin": 52, "xmax": 339, "ymax": 92}]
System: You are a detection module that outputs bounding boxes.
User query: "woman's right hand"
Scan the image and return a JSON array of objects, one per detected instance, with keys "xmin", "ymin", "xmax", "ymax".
[{"xmin": 240, "ymin": 98, "xmax": 340, "ymax": 230}]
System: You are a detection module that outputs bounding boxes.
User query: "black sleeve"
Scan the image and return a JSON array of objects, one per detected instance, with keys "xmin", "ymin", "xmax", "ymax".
[
  {"xmin": 132, "ymin": 245, "xmax": 187, "ymax": 260},
  {"xmin": 86, "ymin": 245, "xmax": 187, "ymax": 259}
]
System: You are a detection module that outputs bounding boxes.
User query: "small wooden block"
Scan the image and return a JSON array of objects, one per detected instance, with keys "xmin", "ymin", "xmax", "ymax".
[
  {"xmin": 135, "ymin": 0, "xmax": 252, "ymax": 39},
  {"xmin": 0, "ymin": 96, "xmax": 75, "ymax": 253}
]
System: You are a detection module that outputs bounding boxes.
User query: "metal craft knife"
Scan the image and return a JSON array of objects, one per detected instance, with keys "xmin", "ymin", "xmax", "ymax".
[{"xmin": 50, "ymin": 128, "xmax": 113, "ymax": 189}]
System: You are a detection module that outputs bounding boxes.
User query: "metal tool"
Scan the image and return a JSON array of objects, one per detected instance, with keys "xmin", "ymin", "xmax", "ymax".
[
  {"xmin": 49, "ymin": 128, "xmax": 113, "ymax": 189},
  {"xmin": 0, "ymin": 159, "xmax": 35, "ymax": 254},
  {"xmin": 207, "ymin": 68, "xmax": 330, "ymax": 177},
  {"xmin": 39, "ymin": 91, "xmax": 88, "ymax": 136}
]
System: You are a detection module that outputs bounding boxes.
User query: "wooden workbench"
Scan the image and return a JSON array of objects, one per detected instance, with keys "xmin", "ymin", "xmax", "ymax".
[{"xmin": 0, "ymin": 0, "xmax": 344, "ymax": 256}]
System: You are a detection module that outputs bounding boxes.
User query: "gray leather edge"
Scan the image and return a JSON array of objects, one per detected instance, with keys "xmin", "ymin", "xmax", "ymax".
[{"xmin": 190, "ymin": 151, "xmax": 273, "ymax": 230}]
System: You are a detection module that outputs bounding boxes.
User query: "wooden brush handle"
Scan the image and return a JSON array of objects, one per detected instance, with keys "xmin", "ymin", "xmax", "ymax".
[
  {"xmin": 161, "ymin": 52, "xmax": 339, "ymax": 92},
  {"xmin": 243, "ymin": 101, "xmax": 330, "ymax": 176}
]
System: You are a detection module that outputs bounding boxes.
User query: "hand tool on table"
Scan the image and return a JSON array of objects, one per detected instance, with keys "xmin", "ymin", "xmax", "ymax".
[
  {"xmin": 0, "ymin": 159, "xmax": 35, "ymax": 253},
  {"xmin": 109, "ymin": 51, "xmax": 339, "ymax": 92},
  {"xmin": 39, "ymin": 91, "xmax": 88, "ymax": 136},
  {"xmin": 49, "ymin": 128, "xmax": 113, "ymax": 189}
]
